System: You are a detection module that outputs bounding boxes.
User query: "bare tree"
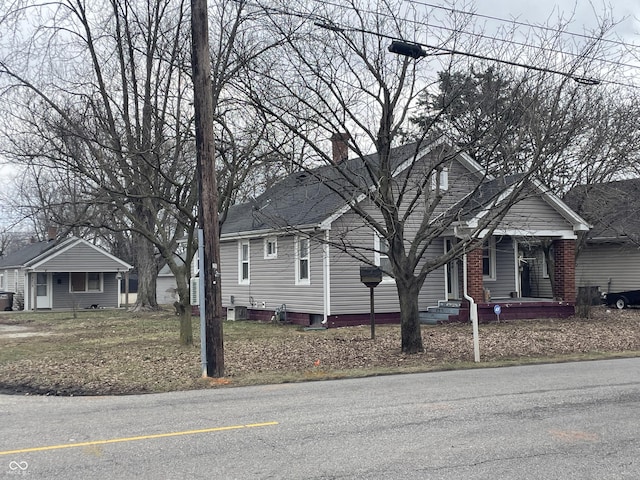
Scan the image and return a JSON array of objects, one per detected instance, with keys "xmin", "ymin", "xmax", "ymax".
[
  {"xmin": 0, "ymin": 0, "xmax": 200, "ymax": 346},
  {"xmin": 0, "ymin": 0, "xmax": 290, "ymax": 346},
  {"xmin": 246, "ymin": 0, "xmax": 629, "ymax": 353}
]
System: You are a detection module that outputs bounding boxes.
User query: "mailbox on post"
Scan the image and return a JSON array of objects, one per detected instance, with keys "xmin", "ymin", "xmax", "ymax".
[
  {"xmin": 360, "ymin": 266, "xmax": 382, "ymax": 339},
  {"xmin": 360, "ymin": 266, "xmax": 382, "ymax": 288}
]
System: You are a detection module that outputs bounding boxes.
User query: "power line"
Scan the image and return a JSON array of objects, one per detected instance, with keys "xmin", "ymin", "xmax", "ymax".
[
  {"xmin": 305, "ymin": 0, "xmax": 640, "ymax": 73},
  {"xmin": 403, "ymin": 0, "xmax": 640, "ymax": 51},
  {"xmin": 239, "ymin": 0, "xmax": 640, "ymax": 90}
]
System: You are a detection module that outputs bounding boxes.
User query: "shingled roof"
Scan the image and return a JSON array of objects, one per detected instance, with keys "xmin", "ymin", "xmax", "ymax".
[
  {"xmin": 564, "ymin": 178, "xmax": 640, "ymax": 242},
  {"xmin": 221, "ymin": 141, "xmax": 432, "ymax": 236},
  {"xmin": 0, "ymin": 237, "xmax": 73, "ymax": 269}
]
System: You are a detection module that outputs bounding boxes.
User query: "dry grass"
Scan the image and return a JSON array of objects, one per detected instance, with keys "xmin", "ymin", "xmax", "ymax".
[{"xmin": 0, "ymin": 306, "xmax": 638, "ymax": 396}]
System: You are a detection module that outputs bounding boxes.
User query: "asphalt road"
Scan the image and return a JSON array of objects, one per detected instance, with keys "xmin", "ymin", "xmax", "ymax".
[{"xmin": 1, "ymin": 358, "xmax": 638, "ymax": 479}]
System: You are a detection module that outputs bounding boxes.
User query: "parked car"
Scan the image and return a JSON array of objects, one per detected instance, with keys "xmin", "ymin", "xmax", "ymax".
[{"xmin": 605, "ymin": 290, "xmax": 640, "ymax": 309}]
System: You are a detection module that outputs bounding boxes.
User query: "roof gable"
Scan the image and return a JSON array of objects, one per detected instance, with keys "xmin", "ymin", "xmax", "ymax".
[
  {"xmin": 453, "ymin": 175, "xmax": 588, "ymax": 234},
  {"xmin": 0, "ymin": 237, "xmax": 132, "ymax": 272}
]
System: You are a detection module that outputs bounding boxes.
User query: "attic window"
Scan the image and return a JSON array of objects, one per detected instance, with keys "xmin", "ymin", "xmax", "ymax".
[{"xmin": 430, "ymin": 167, "xmax": 449, "ymax": 191}]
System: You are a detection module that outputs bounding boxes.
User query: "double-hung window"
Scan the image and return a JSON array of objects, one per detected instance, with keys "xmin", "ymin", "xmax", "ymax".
[
  {"xmin": 239, "ymin": 240, "xmax": 250, "ymax": 284},
  {"xmin": 374, "ymin": 234, "xmax": 394, "ymax": 282},
  {"xmin": 295, "ymin": 236, "xmax": 310, "ymax": 285},
  {"xmin": 70, "ymin": 272, "xmax": 103, "ymax": 292},
  {"xmin": 483, "ymin": 237, "xmax": 496, "ymax": 280}
]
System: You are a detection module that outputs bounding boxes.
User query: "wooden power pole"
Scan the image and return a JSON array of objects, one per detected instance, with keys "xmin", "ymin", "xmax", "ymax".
[{"xmin": 190, "ymin": 0, "xmax": 224, "ymax": 377}]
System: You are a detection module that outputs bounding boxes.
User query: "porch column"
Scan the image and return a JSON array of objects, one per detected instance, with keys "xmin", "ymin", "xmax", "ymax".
[
  {"xmin": 553, "ymin": 239, "xmax": 576, "ymax": 302},
  {"xmin": 466, "ymin": 247, "xmax": 484, "ymax": 302}
]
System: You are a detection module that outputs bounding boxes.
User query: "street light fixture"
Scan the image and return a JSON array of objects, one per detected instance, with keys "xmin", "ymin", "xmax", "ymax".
[{"xmin": 388, "ymin": 40, "xmax": 427, "ymax": 59}]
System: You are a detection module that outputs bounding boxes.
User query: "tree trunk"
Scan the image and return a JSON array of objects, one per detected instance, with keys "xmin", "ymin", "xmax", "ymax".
[
  {"xmin": 397, "ymin": 278, "xmax": 424, "ymax": 353},
  {"xmin": 131, "ymin": 231, "xmax": 159, "ymax": 311},
  {"xmin": 174, "ymin": 266, "xmax": 193, "ymax": 346}
]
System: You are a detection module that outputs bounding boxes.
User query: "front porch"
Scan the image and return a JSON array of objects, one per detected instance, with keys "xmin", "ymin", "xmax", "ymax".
[{"xmin": 422, "ymin": 235, "xmax": 578, "ymax": 324}]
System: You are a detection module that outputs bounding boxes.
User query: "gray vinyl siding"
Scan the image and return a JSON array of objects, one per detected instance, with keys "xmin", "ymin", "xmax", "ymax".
[
  {"xmin": 328, "ymin": 218, "xmax": 399, "ymax": 315},
  {"xmin": 398, "ymin": 153, "xmax": 484, "ymax": 226},
  {"xmin": 501, "ymin": 195, "xmax": 572, "ymax": 232},
  {"xmin": 50, "ymin": 272, "xmax": 120, "ymax": 309},
  {"xmin": 35, "ymin": 242, "xmax": 127, "ymax": 271},
  {"xmin": 220, "ymin": 234, "xmax": 325, "ymax": 314},
  {"xmin": 1, "ymin": 269, "xmax": 23, "ymax": 294},
  {"xmin": 328, "ymin": 209, "xmax": 447, "ymax": 314},
  {"xmin": 576, "ymin": 243, "xmax": 640, "ymax": 293},
  {"xmin": 418, "ymin": 240, "xmax": 447, "ymax": 307},
  {"xmin": 486, "ymin": 236, "xmax": 517, "ymax": 299}
]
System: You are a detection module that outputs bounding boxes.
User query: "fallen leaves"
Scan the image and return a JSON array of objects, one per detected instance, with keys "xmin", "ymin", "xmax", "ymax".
[{"xmin": 0, "ymin": 306, "xmax": 638, "ymax": 396}]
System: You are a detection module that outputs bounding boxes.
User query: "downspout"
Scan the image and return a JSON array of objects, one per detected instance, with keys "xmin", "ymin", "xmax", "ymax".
[
  {"xmin": 322, "ymin": 229, "xmax": 330, "ymax": 325},
  {"xmin": 462, "ymin": 249, "xmax": 481, "ymax": 363},
  {"xmin": 513, "ymin": 239, "xmax": 520, "ymax": 298},
  {"xmin": 117, "ymin": 272, "xmax": 122, "ymax": 308},
  {"xmin": 31, "ymin": 272, "xmax": 36, "ymax": 311}
]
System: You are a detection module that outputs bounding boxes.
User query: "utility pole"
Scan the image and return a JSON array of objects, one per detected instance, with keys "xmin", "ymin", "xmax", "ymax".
[{"xmin": 191, "ymin": 0, "xmax": 224, "ymax": 377}]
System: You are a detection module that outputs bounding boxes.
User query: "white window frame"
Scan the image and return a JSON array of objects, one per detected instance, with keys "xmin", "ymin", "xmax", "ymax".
[
  {"xmin": 238, "ymin": 240, "xmax": 250, "ymax": 285},
  {"xmin": 295, "ymin": 236, "xmax": 310, "ymax": 285},
  {"xmin": 542, "ymin": 252, "xmax": 550, "ymax": 279},
  {"xmin": 70, "ymin": 272, "xmax": 103, "ymax": 293},
  {"xmin": 483, "ymin": 237, "xmax": 496, "ymax": 281},
  {"xmin": 430, "ymin": 166, "xmax": 449, "ymax": 192},
  {"xmin": 374, "ymin": 233, "xmax": 395, "ymax": 283},
  {"xmin": 0, "ymin": 273, "xmax": 4, "ymax": 290},
  {"xmin": 264, "ymin": 237, "xmax": 278, "ymax": 259}
]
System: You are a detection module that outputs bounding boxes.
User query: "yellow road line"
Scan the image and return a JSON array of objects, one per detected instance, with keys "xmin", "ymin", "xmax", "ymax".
[{"xmin": 0, "ymin": 421, "xmax": 279, "ymax": 456}]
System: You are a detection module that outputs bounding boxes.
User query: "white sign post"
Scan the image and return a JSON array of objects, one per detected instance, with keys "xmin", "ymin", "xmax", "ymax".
[{"xmin": 494, "ymin": 304, "xmax": 502, "ymax": 323}]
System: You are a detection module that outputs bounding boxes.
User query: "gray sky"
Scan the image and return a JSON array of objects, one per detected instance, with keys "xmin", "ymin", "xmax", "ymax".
[{"xmin": 473, "ymin": 0, "xmax": 639, "ymax": 41}]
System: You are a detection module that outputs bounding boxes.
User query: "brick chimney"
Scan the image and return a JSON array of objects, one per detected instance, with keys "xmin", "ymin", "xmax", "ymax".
[
  {"xmin": 47, "ymin": 226, "xmax": 58, "ymax": 242},
  {"xmin": 330, "ymin": 133, "xmax": 351, "ymax": 164}
]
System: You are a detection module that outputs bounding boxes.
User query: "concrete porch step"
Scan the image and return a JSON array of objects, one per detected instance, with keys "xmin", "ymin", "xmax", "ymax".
[
  {"xmin": 438, "ymin": 300, "xmax": 462, "ymax": 308},
  {"xmin": 420, "ymin": 300, "xmax": 463, "ymax": 325},
  {"xmin": 427, "ymin": 306, "xmax": 460, "ymax": 315}
]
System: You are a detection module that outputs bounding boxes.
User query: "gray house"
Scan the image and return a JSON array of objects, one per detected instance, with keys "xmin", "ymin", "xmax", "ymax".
[
  {"xmin": 0, "ymin": 233, "xmax": 132, "ymax": 310},
  {"xmin": 565, "ymin": 179, "xmax": 640, "ymax": 299},
  {"xmin": 218, "ymin": 137, "xmax": 589, "ymax": 326}
]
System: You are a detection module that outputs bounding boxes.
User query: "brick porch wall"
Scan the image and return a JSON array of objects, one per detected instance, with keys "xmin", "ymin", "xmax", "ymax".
[
  {"xmin": 553, "ymin": 239, "xmax": 576, "ymax": 302},
  {"xmin": 467, "ymin": 247, "xmax": 484, "ymax": 302}
]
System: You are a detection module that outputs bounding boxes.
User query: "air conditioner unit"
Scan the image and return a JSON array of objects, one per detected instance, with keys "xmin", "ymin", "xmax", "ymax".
[
  {"xmin": 190, "ymin": 277, "xmax": 200, "ymax": 306},
  {"xmin": 227, "ymin": 305, "xmax": 247, "ymax": 321}
]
